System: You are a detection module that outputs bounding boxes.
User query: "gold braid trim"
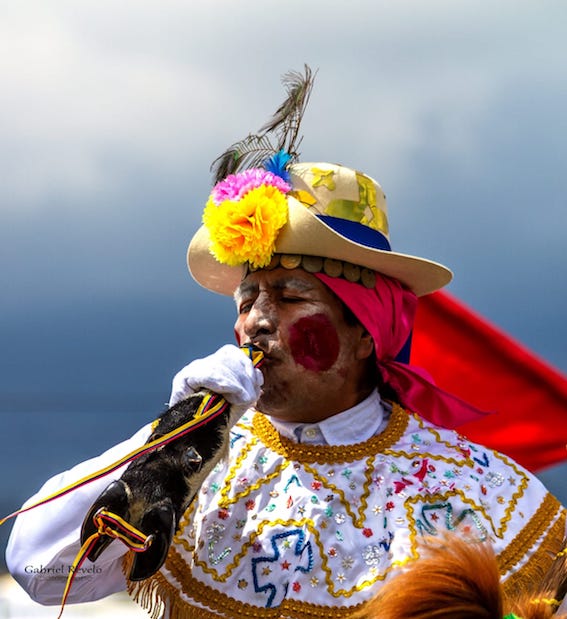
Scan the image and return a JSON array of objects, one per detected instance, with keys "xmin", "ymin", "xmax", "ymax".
[
  {"xmin": 404, "ymin": 489, "xmax": 491, "ymax": 558},
  {"xmin": 130, "ymin": 508, "xmax": 566, "ymax": 619},
  {"xmin": 218, "ymin": 461, "xmax": 292, "ymax": 510},
  {"xmin": 187, "ymin": 516, "xmax": 404, "ymax": 595},
  {"xmin": 218, "ymin": 434, "xmax": 259, "ymax": 506},
  {"xmin": 498, "ymin": 494, "xmax": 562, "ymax": 575},
  {"xmin": 252, "ymin": 402, "xmax": 409, "ymax": 464},
  {"xmin": 130, "ymin": 549, "xmax": 372, "ymax": 619},
  {"xmin": 413, "ymin": 414, "xmax": 475, "ymax": 457},
  {"xmin": 501, "ymin": 501, "xmax": 566, "ymax": 597},
  {"xmin": 126, "ymin": 404, "xmax": 562, "ymax": 618},
  {"xmin": 302, "ymin": 457, "xmax": 375, "ymax": 528}
]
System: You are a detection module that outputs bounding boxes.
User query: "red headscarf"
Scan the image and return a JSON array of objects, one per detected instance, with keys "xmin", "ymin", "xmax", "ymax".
[{"xmin": 315, "ymin": 272, "xmax": 489, "ymax": 429}]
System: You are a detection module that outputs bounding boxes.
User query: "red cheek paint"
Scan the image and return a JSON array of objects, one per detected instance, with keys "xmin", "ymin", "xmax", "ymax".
[{"xmin": 288, "ymin": 313, "xmax": 340, "ymax": 372}]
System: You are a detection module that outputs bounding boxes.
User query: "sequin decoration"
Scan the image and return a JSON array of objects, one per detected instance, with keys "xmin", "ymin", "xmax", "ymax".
[
  {"xmin": 362, "ymin": 544, "xmax": 385, "ymax": 567},
  {"xmin": 486, "ymin": 471, "xmax": 505, "ymax": 488},
  {"xmin": 206, "ymin": 522, "xmax": 232, "ymax": 565}
]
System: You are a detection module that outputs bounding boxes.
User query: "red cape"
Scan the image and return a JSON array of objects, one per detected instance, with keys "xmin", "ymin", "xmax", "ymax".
[{"xmin": 412, "ymin": 291, "xmax": 567, "ymax": 472}]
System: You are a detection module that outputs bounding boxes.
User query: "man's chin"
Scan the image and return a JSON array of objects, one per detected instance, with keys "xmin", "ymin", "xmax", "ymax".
[
  {"xmin": 255, "ymin": 395, "xmax": 272, "ymax": 415},
  {"xmin": 255, "ymin": 391, "xmax": 283, "ymax": 417}
]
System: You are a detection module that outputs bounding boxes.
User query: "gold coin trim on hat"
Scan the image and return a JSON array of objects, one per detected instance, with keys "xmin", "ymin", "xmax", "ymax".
[{"xmin": 245, "ymin": 254, "xmax": 377, "ymax": 288}]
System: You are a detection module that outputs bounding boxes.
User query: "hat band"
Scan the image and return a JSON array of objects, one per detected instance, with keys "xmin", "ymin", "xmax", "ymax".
[
  {"xmin": 316, "ymin": 215, "xmax": 391, "ymax": 251},
  {"xmin": 246, "ymin": 254, "xmax": 377, "ymax": 288}
]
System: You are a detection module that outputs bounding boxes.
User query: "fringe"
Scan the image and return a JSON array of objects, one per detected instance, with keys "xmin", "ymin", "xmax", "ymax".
[
  {"xmin": 123, "ymin": 552, "xmax": 226, "ymax": 619},
  {"xmin": 128, "ymin": 577, "xmax": 165, "ymax": 619},
  {"xmin": 123, "ymin": 551, "xmax": 166, "ymax": 619}
]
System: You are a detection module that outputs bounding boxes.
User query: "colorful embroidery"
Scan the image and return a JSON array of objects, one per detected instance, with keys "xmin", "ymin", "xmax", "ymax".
[
  {"xmin": 252, "ymin": 529, "xmax": 314, "ymax": 607},
  {"xmin": 127, "ymin": 406, "xmax": 563, "ymax": 618}
]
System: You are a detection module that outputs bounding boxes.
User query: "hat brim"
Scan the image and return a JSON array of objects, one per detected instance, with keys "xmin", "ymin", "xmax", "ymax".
[{"xmin": 187, "ymin": 197, "xmax": 452, "ymax": 297}]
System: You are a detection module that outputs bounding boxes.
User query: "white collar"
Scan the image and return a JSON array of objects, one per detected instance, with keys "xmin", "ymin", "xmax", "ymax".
[{"xmin": 268, "ymin": 389, "xmax": 387, "ymax": 445}]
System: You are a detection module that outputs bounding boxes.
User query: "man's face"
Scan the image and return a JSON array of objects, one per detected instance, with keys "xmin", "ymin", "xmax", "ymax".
[{"xmin": 234, "ymin": 268, "xmax": 374, "ymax": 423}]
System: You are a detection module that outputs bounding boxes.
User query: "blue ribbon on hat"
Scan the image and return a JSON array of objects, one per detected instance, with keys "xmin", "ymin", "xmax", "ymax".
[{"xmin": 316, "ymin": 215, "xmax": 391, "ymax": 251}]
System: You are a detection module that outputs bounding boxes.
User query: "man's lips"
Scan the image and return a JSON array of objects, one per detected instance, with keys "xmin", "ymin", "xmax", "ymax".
[{"xmin": 248, "ymin": 341, "xmax": 279, "ymax": 363}]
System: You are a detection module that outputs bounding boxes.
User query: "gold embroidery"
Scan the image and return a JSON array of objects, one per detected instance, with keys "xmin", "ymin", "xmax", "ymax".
[
  {"xmin": 189, "ymin": 514, "xmax": 403, "ymax": 597},
  {"xmin": 302, "ymin": 456, "xmax": 375, "ymax": 528},
  {"xmin": 380, "ymin": 413, "xmax": 475, "ymax": 466},
  {"xmin": 404, "ymin": 416, "xmax": 530, "ymax": 541},
  {"xmin": 128, "ymin": 549, "xmax": 380, "ymax": 618},
  {"xmin": 501, "ymin": 507, "xmax": 566, "ymax": 596},
  {"xmin": 489, "ymin": 449, "xmax": 530, "ymax": 535},
  {"xmin": 219, "ymin": 460, "xmax": 291, "ymax": 509},
  {"xmin": 405, "ymin": 490, "xmax": 490, "ymax": 556},
  {"xmin": 383, "ymin": 447, "xmax": 471, "ymax": 468},
  {"xmin": 218, "ymin": 434, "xmax": 258, "ymax": 505},
  {"xmin": 128, "ymin": 403, "xmax": 554, "ymax": 619},
  {"xmin": 162, "ymin": 528, "xmax": 404, "ymax": 617},
  {"xmin": 498, "ymin": 493, "xmax": 563, "ymax": 575},
  {"xmin": 413, "ymin": 415, "xmax": 474, "ymax": 457},
  {"xmin": 171, "ymin": 507, "xmax": 411, "ymax": 601},
  {"xmin": 252, "ymin": 403, "xmax": 409, "ymax": 463},
  {"xmin": 172, "ymin": 497, "xmax": 198, "ymax": 553},
  {"xmin": 135, "ymin": 565, "xmax": 371, "ymax": 618},
  {"xmin": 191, "ymin": 517, "xmax": 319, "ymax": 583}
]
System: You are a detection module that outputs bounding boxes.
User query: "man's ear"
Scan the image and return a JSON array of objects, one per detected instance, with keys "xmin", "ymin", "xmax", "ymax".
[{"xmin": 356, "ymin": 329, "xmax": 375, "ymax": 360}]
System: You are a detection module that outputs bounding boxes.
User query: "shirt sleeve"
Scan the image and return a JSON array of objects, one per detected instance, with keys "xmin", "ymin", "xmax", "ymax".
[{"xmin": 5, "ymin": 423, "xmax": 152, "ymax": 606}]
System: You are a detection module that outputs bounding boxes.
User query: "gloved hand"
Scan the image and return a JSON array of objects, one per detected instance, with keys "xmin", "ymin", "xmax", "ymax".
[{"xmin": 168, "ymin": 344, "xmax": 264, "ymax": 408}]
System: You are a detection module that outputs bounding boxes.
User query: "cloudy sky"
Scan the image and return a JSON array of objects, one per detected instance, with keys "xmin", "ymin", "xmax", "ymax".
[{"xmin": 1, "ymin": 0, "xmax": 566, "ymax": 544}]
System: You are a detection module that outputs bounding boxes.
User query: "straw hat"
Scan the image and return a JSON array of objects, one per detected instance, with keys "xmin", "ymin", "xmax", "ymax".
[{"xmin": 187, "ymin": 161, "xmax": 452, "ymax": 297}]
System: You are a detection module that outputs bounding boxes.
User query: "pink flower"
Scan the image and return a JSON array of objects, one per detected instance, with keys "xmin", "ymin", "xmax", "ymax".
[{"xmin": 211, "ymin": 169, "xmax": 291, "ymax": 205}]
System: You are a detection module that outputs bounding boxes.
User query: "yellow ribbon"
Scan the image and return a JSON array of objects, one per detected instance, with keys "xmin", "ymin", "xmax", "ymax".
[{"xmin": 58, "ymin": 509, "xmax": 152, "ymax": 618}]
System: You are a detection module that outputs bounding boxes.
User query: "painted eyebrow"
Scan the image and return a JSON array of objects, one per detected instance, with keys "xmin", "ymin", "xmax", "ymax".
[{"xmin": 234, "ymin": 277, "xmax": 315, "ymax": 302}]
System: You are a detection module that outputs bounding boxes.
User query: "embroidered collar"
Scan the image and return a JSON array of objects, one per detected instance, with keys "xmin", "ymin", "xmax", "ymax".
[
  {"xmin": 268, "ymin": 389, "xmax": 386, "ymax": 445},
  {"xmin": 252, "ymin": 400, "xmax": 409, "ymax": 464}
]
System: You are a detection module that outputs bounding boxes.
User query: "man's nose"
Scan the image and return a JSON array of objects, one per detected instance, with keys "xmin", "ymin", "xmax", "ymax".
[{"xmin": 244, "ymin": 296, "xmax": 277, "ymax": 339}]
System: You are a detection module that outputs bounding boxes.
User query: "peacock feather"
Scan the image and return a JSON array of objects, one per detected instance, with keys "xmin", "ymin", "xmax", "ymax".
[{"xmin": 210, "ymin": 64, "xmax": 316, "ymax": 184}]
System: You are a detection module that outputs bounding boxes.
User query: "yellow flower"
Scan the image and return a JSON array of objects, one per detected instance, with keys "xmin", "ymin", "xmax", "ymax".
[{"xmin": 203, "ymin": 184, "xmax": 289, "ymax": 268}]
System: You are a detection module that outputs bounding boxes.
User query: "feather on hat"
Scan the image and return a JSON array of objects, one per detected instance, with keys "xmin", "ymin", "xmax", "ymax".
[{"xmin": 188, "ymin": 66, "xmax": 452, "ymax": 297}]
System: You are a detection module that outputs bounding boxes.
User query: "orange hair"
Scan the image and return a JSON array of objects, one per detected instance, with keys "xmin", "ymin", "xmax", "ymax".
[{"xmin": 352, "ymin": 535, "xmax": 566, "ymax": 619}]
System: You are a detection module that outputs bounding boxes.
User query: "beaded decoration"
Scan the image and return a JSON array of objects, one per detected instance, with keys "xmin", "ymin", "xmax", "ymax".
[{"xmin": 246, "ymin": 253, "xmax": 377, "ymax": 289}]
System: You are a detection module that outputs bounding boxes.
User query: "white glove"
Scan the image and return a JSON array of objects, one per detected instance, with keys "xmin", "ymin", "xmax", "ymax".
[{"xmin": 168, "ymin": 344, "xmax": 264, "ymax": 408}]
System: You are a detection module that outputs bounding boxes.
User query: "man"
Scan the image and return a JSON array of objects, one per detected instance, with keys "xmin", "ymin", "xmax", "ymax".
[{"xmin": 6, "ymin": 160, "xmax": 566, "ymax": 618}]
